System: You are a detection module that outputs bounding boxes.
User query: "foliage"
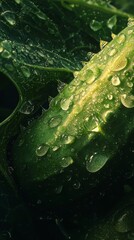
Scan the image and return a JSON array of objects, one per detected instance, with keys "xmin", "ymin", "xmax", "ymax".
[{"xmin": 0, "ymin": 0, "xmax": 134, "ymax": 239}]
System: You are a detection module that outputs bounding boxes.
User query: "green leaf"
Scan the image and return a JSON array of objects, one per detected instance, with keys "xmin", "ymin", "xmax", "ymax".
[
  {"xmin": 0, "ymin": 0, "xmax": 100, "ymax": 106},
  {"xmin": 62, "ymin": 0, "xmax": 132, "ymax": 41}
]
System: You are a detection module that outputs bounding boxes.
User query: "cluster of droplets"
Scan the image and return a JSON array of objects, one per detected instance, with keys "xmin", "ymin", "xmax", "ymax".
[{"xmin": 90, "ymin": 15, "xmax": 117, "ymax": 32}]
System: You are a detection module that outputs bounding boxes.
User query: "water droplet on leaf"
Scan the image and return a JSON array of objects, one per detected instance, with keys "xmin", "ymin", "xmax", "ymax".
[
  {"xmin": 114, "ymin": 57, "xmax": 128, "ymax": 71},
  {"xmin": 2, "ymin": 11, "xmax": 16, "ymax": 25},
  {"xmin": 60, "ymin": 97, "xmax": 72, "ymax": 111},
  {"xmin": 85, "ymin": 152, "xmax": 109, "ymax": 173},
  {"xmin": 55, "ymin": 185, "xmax": 63, "ymax": 194},
  {"xmin": 90, "ymin": 20, "xmax": 102, "ymax": 31},
  {"xmin": 111, "ymin": 75, "xmax": 120, "ymax": 86},
  {"xmin": 49, "ymin": 116, "xmax": 62, "ymax": 128},
  {"xmin": 107, "ymin": 15, "xmax": 117, "ymax": 29},
  {"xmin": 21, "ymin": 66, "xmax": 31, "ymax": 78},
  {"xmin": 109, "ymin": 48, "xmax": 117, "ymax": 57},
  {"xmin": 73, "ymin": 181, "xmax": 81, "ymax": 189},
  {"xmin": 114, "ymin": 209, "xmax": 134, "ymax": 233},
  {"xmin": 121, "ymin": 94, "xmax": 134, "ymax": 108},
  {"xmin": 61, "ymin": 157, "xmax": 73, "ymax": 168},
  {"xmin": 117, "ymin": 33, "xmax": 126, "ymax": 44},
  {"xmin": 63, "ymin": 135, "xmax": 75, "ymax": 145},
  {"xmin": 36, "ymin": 144, "xmax": 49, "ymax": 157}
]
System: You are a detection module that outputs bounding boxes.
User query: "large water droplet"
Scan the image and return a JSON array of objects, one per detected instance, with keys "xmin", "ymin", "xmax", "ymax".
[
  {"xmin": 121, "ymin": 94, "xmax": 134, "ymax": 108},
  {"xmin": 117, "ymin": 33, "xmax": 126, "ymax": 44},
  {"xmin": 2, "ymin": 11, "xmax": 16, "ymax": 25},
  {"xmin": 114, "ymin": 57, "xmax": 127, "ymax": 71},
  {"xmin": 85, "ymin": 152, "xmax": 109, "ymax": 173},
  {"xmin": 21, "ymin": 66, "xmax": 31, "ymax": 78},
  {"xmin": 114, "ymin": 209, "xmax": 134, "ymax": 233},
  {"xmin": 19, "ymin": 101, "xmax": 34, "ymax": 114},
  {"xmin": 85, "ymin": 69, "xmax": 96, "ymax": 84},
  {"xmin": 107, "ymin": 15, "xmax": 117, "ymax": 29},
  {"xmin": 49, "ymin": 116, "xmax": 62, "ymax": 128},
  {"xmin": 36, "ymin": 144, "xmax": 49, "ymax": 157},
  {"xmin": 111, "ymin": 75, "xmax": 121, "ymax": 86},
  {"xmin": 90, "ymin": 20, "xmax": 102, "ymax": 31},
  {"xmin": 61, "ymin": 157, "xmax": 73, "ymax": 168},
  {"xmin": 60, "ymin": 97, "xmax": 72, "ymax": 111}
]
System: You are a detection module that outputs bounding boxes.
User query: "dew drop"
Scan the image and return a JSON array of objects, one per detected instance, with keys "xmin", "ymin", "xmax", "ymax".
[
  {"xmin": 114, "ymin": 57, "xmax": 127, "ymax": 71},
  {"xmin": 85, "ymin": 69, "xmax": 96, "ymax": 84},
  {"xmin": 24, "ymin": 25, "xmax": 31, "ymax": 33},
  {"xmin": 127, "ymin": 82, "xmax": 133, "ymax": 88},
  {"xmin": 73, "ymin": 181, "xmax": 81, "ymax": 189},
  {"xmin": 1, "ymin": 40, "xmax": 12, "ymax": 52},
  {"xmin": 63, "ymin": 135, "xmax": 75, "ymax": 145},
  {"xmin": 90, "ymin": 20, "xmax": 102, "ymax": 31},
  {"xmin": 107, "ymin": 94, "xmax": 113, "ymax": 100},
  {"xmin": 21, "ymin": 66, "xmax": 31, "ymax": 78},
  {"xmin": 52, "ymin": 146, "xmax": 59, "ymax": 151},
  {"xmin": 102, "ymin": 110, "xmax": 113, "ymax": 122},
  {"xmin": 19, "ymin": 101, "xmax": 34, "ymax": 114},
  {"xmin": 36, "ymin": 144, "xmax": 49, "ymax": 157},
  {"xmin": 61, "ymin": 157, "xmax": 73, "ymax": 168},
  {"xmin": 36, "ymin": 11, "xmax": 46, "ymax": 20},
  {"xmin": 104, "ymin": 104, "xmax": 110, "ymax": 109},
  {"xmin": 114, "ymin": 210, "xmax": 134, "ymax": 233},
  {"xmin": 107, "ymin": 15, "xmax": 117, "ymax": 29},
  {"xmin": 128, "ymin": 29, "xmax": 133, "ymax": 35},
  {"xmin": 108, "ymin": 48, "xmax": 117, "ymax": 57},
  {"xmin": 49, "ymin": 116, "xmax": 62, "ymax": 128},
  {"xmin": 85, "ymin": 152, "xmax": 109, "ymax": 173},
  {"xmin": 60, "ymin": 97, "xmax": 72, "ymax": 111},
  {"xmin": 1, "ymin": 50, "xmax": 11, "ymax": 59},
  {"xmin": 121, "ymin": 94, "xmax": 134, "ymax": 108},
  {"xmin": 128, "ymin": 18, "xmax": 134, "ymax": 27},
  {"xmin": 55, "ymin": 185, "xmax": 63, "ymax": 194},
  {"xmin": 2, "ymin": 11, "xmax": 16, "ymax": 25},
  {"xmin": 117, "ymin": 33, "xmax": 126, "ymax": 44},
  {"xmin": 111, "ymin": 75, "xmax": 121, "ymax": 86}
]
